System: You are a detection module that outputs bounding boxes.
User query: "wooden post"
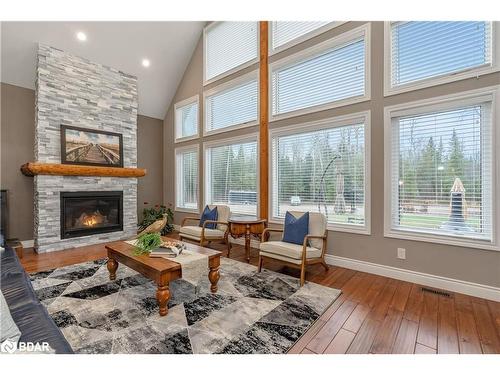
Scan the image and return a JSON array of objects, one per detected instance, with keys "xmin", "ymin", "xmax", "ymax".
[{"xmin": 259, "ymin": 21, "xmax": 269, "ymax": 220}]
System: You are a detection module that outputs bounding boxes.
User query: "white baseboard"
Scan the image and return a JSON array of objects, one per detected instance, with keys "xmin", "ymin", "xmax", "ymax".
[
  {"xmin": 325, "ymin": 254, "xmax": 500, "ymax": 302},
  {"xmin": 20, "ymin": 240, "xmax": 34, "ymax": 248}
]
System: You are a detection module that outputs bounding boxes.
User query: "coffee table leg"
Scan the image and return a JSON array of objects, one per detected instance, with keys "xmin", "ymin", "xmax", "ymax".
[
  {"xmin": 208, "ymin": 257, "xmax": 220, "ymax": 293},
  {"xmin": 107, "ymin": 257, "xmax": 118, "ymax": 280},
  {"xmin": 156, "ymin": 281, "xmax": 170, "ymax": 316}
]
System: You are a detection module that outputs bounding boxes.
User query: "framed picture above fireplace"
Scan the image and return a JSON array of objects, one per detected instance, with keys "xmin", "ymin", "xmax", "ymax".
[{"xmin": 60, "ymin": 125, "xmax": 124, "ymax": 167}]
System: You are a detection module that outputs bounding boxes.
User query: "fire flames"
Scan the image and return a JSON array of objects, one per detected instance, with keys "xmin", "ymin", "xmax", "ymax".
[{"xmin": 77, "ymin": 211, "xmax": 105, "ymax": 228}]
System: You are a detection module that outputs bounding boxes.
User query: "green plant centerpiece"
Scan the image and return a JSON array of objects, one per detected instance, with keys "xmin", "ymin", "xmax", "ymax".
[
  {"xmin": 133, "ymin": 232, "xmax": 162, "ymax": 256},
  {"xmin": 139, "ymin": 203, "xmax": 174, "ymax": 235}
]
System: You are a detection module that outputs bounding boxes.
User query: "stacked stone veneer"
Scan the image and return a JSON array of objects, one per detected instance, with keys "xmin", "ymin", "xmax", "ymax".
[{"xmin": 34, "ymin": 44, "xmax": 138, "ymax": 253}]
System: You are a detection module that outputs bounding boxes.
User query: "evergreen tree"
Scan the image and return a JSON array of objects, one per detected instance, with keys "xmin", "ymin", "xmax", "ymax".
[
  {"xmin": 447, "ymin": 129, "xmax": 465, "ymax": 178},
  {"xmin": 445, "ymin": 129, "xmax": 466, "ymax": 195},
  {"xmin": 416, "ymin": 136, "xmax": 438, "ymax": 203}
]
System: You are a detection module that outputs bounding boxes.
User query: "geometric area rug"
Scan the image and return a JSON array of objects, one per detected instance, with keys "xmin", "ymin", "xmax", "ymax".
[{"xmin": 29, "ymin": 257, "xmax": 341, "ymax": 354}]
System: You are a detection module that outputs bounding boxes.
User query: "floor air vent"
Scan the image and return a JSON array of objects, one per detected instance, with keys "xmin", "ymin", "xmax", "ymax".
[{"xmin": 421, "ymin": 287, "xmax": 451, "ymax": 298}]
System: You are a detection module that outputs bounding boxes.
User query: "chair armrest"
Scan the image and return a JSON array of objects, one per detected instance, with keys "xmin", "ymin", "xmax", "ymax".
[
  {"xmin": 301, "ymin": 234, "xmax": 328, "ymax": 260},
  {"xmin": 202, "ymin": 220, "xmax": 228, "ymax": 230},
  {"xmin": 201, "ymin": 220, "xmax": 228, "ymax": 240},
  {"xmin": 262, "ymin": 228, "xmax": 283, "ymax": 242},
  {"xmin": 303, "ymin": 234, "xmax": 327, "ymax": 242},
  {"xmin": 181, "ymin": 217, "xmax": 199, "ymax": 227}
]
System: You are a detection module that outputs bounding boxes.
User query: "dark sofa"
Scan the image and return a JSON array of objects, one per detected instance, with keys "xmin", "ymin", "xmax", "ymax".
[{"xmin": 1, "ymin": 246, "xmax": 73, "ymax": 353}]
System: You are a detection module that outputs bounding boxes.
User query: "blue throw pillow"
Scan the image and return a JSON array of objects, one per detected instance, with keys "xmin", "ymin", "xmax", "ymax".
[
  {"xmin": 199, "ymin": 206, "xmax": 218, "ymax": 229},
  {"xmin": 282, "ymin": 211, "xmax": 309, "ymax": 246}
]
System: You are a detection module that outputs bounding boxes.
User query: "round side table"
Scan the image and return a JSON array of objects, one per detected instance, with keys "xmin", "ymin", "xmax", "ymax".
[{"xmin": 227, "ymin": 217, "xmax": 267, "ymax": 262}]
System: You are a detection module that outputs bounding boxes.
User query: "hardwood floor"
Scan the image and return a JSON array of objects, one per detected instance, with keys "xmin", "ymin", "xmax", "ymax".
[{"xmin": 19, "ymin": 234, "xmax": 500, "ymax": 354}]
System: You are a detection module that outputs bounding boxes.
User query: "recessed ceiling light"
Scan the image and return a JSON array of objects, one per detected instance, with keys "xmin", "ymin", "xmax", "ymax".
[
  {"xmin": 76, "ymin": 32, "xmax": 87, "ymax": 41},
  {"xmin": 142, "ymin": 59, "xmax": 150, "ymax": 68}
]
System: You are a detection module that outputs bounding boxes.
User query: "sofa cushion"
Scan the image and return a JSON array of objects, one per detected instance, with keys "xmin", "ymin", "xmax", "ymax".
[
  {"xmin": 213, "ymin": 205, "xmax": 230, "ymax": 231},
  {"xmin": 1, "ymin": 245, "xmax": 24, "ymax": 276},
  {"xmin": 1, "ymin": 271, "xmax": 40, "ymax": 310},
  {"xmin": 282, "ymin": 211, "xmax": 309, "ymax": 245},
  {"xmin": 259, "ymin": 241, "xmax": 321, "ymax": 260},
  {"xmin": 287, "ymin": 211, "xmax": 326, "ymax": 249},
  {"xmin": 180, "ymin": 225, "xmax": 225, "ymax": 239},
  {"xmin": 1, "ymin": 291, "xmax": 21, "ymax": 347},
  {"xmin": 10, "ymin": 301, "xmax": 73, "ymax": 354},
  {"xmin": 199, "ymin": 205, "xmax": 218, "ymax": 229},
  {"xmin": 259, "ymin": 251, "xmax": 302, "ymax": 265},
  {"xmin": 1, "ymin": 246, "xmax": 74, "ymax": 354}
]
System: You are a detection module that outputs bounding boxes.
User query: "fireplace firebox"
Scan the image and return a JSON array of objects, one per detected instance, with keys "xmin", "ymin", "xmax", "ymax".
[{"xmin": 60, "ymin": 191, "xmax": 123, "ymax": 239}]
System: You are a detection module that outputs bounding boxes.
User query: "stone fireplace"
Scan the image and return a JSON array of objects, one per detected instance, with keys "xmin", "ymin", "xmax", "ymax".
[
  {"xmin": 60, "ymin": 191, "xmax": 123, "ymax": 239},
  {"xmin": 33, "ymin": 44, "xmax": 138, "ymax": 253}
]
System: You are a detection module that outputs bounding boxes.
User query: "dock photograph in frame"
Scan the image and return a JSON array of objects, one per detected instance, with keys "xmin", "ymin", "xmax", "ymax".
[{"xmin": 60, "ymin": 125, "xmax": 124, "ymax": 167}]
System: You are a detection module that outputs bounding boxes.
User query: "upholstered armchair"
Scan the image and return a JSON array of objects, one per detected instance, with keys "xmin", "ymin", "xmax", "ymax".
[
  {"xmin": 258, "ymin": 211, "xmax": 329, "ymax": 286},
  {"xmin": 179, "ymin": 205, "xmax": 231, "ymax": 252}
]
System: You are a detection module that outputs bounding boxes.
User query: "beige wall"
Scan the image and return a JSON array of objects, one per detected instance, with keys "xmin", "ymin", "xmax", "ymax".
[
  {"xmin": 0, "ymin": 82, "xmax": 164, "ymax": 240},
  {"xmin": 137, "ymin": 114, "xmax": 164, "ymax": 219},
  {"xmin": 0, "ymin": 83, "xmax": 35, "ymax": 241},
  {"xmin": 163, "ymin": 22, "xmax": 500, "ymax": 288}
]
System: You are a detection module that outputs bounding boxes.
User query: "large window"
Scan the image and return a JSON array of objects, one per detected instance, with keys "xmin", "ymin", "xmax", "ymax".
[
  {"xmin": 270, "ymin": 21, "xmax": 338, "ymax": 53},
  {"xmin": 204, "ymin": 22, "xmax": 258, "ymax": 83},
  {"xmin": 388, "ymin": 21, "xmax": 494, "ymax": 92},
  {"xmin": 271, "ymin": 113, "xmax": 370, "ymax": 233},
  {"xmin": 175, "ymin": 146, "xmax": 199, "ymax": 212},
  {"xmin": 270, "ymin": 24, "xmax": 369, "ymax": 119},
  {"xmin": 174, "ymin": 95, "xmax": 199, "ymax": 142},
  {"xmin": 385, "ymin": 90, "xmax": 497, "ymax": 248},
  {"xmin": 205, "ymin": 136, "xmax": 258, "ymax": 216},
  {"xmin": 204, "ymin": 72, "xmax": 259, "ymax": 135}
]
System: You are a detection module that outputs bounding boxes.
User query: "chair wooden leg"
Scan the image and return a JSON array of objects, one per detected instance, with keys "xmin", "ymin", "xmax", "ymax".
[
  {"xmin": 300, "ymin": 262, "xmax": 306, "ymax": 286},
  {"xmin": 258, "ymin": 255, "xmax": 263, "ymax": 272},
  {"xmin": 321, "ymin": 260, "xmax": 329, "ymax": 272},
  {"xmin": 226, "ymin": 236, "xmax": 231, "ymax": 258}
]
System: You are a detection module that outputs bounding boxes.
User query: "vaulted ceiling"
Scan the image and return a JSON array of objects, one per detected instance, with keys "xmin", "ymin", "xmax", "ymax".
[{"xmin": 1, "ymin": 21, "xmax": 204, "ymax": 119}]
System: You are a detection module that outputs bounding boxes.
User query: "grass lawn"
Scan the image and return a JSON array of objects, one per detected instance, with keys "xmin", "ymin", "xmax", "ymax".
[{"xmin": 400, "ymin": 213, "xmax": 480, "ymax": 229}]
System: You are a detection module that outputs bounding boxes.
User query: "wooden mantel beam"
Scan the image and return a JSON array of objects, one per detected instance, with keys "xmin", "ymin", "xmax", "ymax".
[
  {"xmin": 259, "ymin": 21, "xmax": 269, "ymax": 220},
  {"xmin": 20, "ymin": 162, "xmax": 146, "ymax": 178}
]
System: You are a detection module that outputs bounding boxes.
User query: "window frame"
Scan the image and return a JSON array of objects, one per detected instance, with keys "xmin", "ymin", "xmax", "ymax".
[
  {"xmin": 203, "ymin": 133, "xmax": 260, "ymax": 217},
  {"xmin": 269, "ymin": 111, "xmax": 371, "ymax": 235},
  {"xmin": 203, "ymin": 21, "xmax": 259, "ymax": 86},
  {"xmin": 383, "ymin": 87, "xmax": 500, "ymax": 251},
  {"xmin": 268, "ymin": 21, "xmax": 346, "ymax": 55},
  {"xmin": 174, "ymin": 95, "xmax": 200, "ymax": 143},
  {"xmin": 174, "ymin": 144, "xmax": 200, "ymax": 214},
  {"xmin": 269, "ymin": 23, "xmax": 371, "ymax": 122},
  {"xmin": 203, "ymin": 70, "xmax": 260, "ymax": 137},
  {"xmin": 384, "ymin": 21, "xmax": 500, "ymax": 97}
]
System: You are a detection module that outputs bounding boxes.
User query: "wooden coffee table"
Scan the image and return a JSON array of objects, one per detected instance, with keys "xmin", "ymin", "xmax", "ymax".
[{"xmin": 105, "ymin": 238, "xmax": 221, "ymax": 316}]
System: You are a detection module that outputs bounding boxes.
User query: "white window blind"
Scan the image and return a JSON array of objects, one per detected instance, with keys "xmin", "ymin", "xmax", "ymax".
[
  {"xmin": 175, "ymin": 98, "xmax": 198, "ymax": 140},
  {"xmin": 206, "ymin": 140, "xmax": 258, "ymax": 215},
  {"xmin": 204, "ymin": 22, "xmax": 258, "ymax": 82},
  {"xmin": 272, "ymin": 37, "xmax": 365, "ymax": 117},
  {"xmin": 391, "ymin": 102, "xmax": 492, "ymax": 241},
  {"xmin": 271, "ymin": 21, "xmax": 332, "ymax": 51},
  {"xmin": 175, "ymin": 148, "xmax": 198, "ymax": 210},
  {"xmin": 205, "ymin": 75, "xmax": 258, "ymax": 134},
  {"xmin": 272, "ymin": 122, "xmax": 366, "ymax": 228},
  {"xmin": 391, "ymin": 21, "xmax": 492, "ymax": 87}
]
